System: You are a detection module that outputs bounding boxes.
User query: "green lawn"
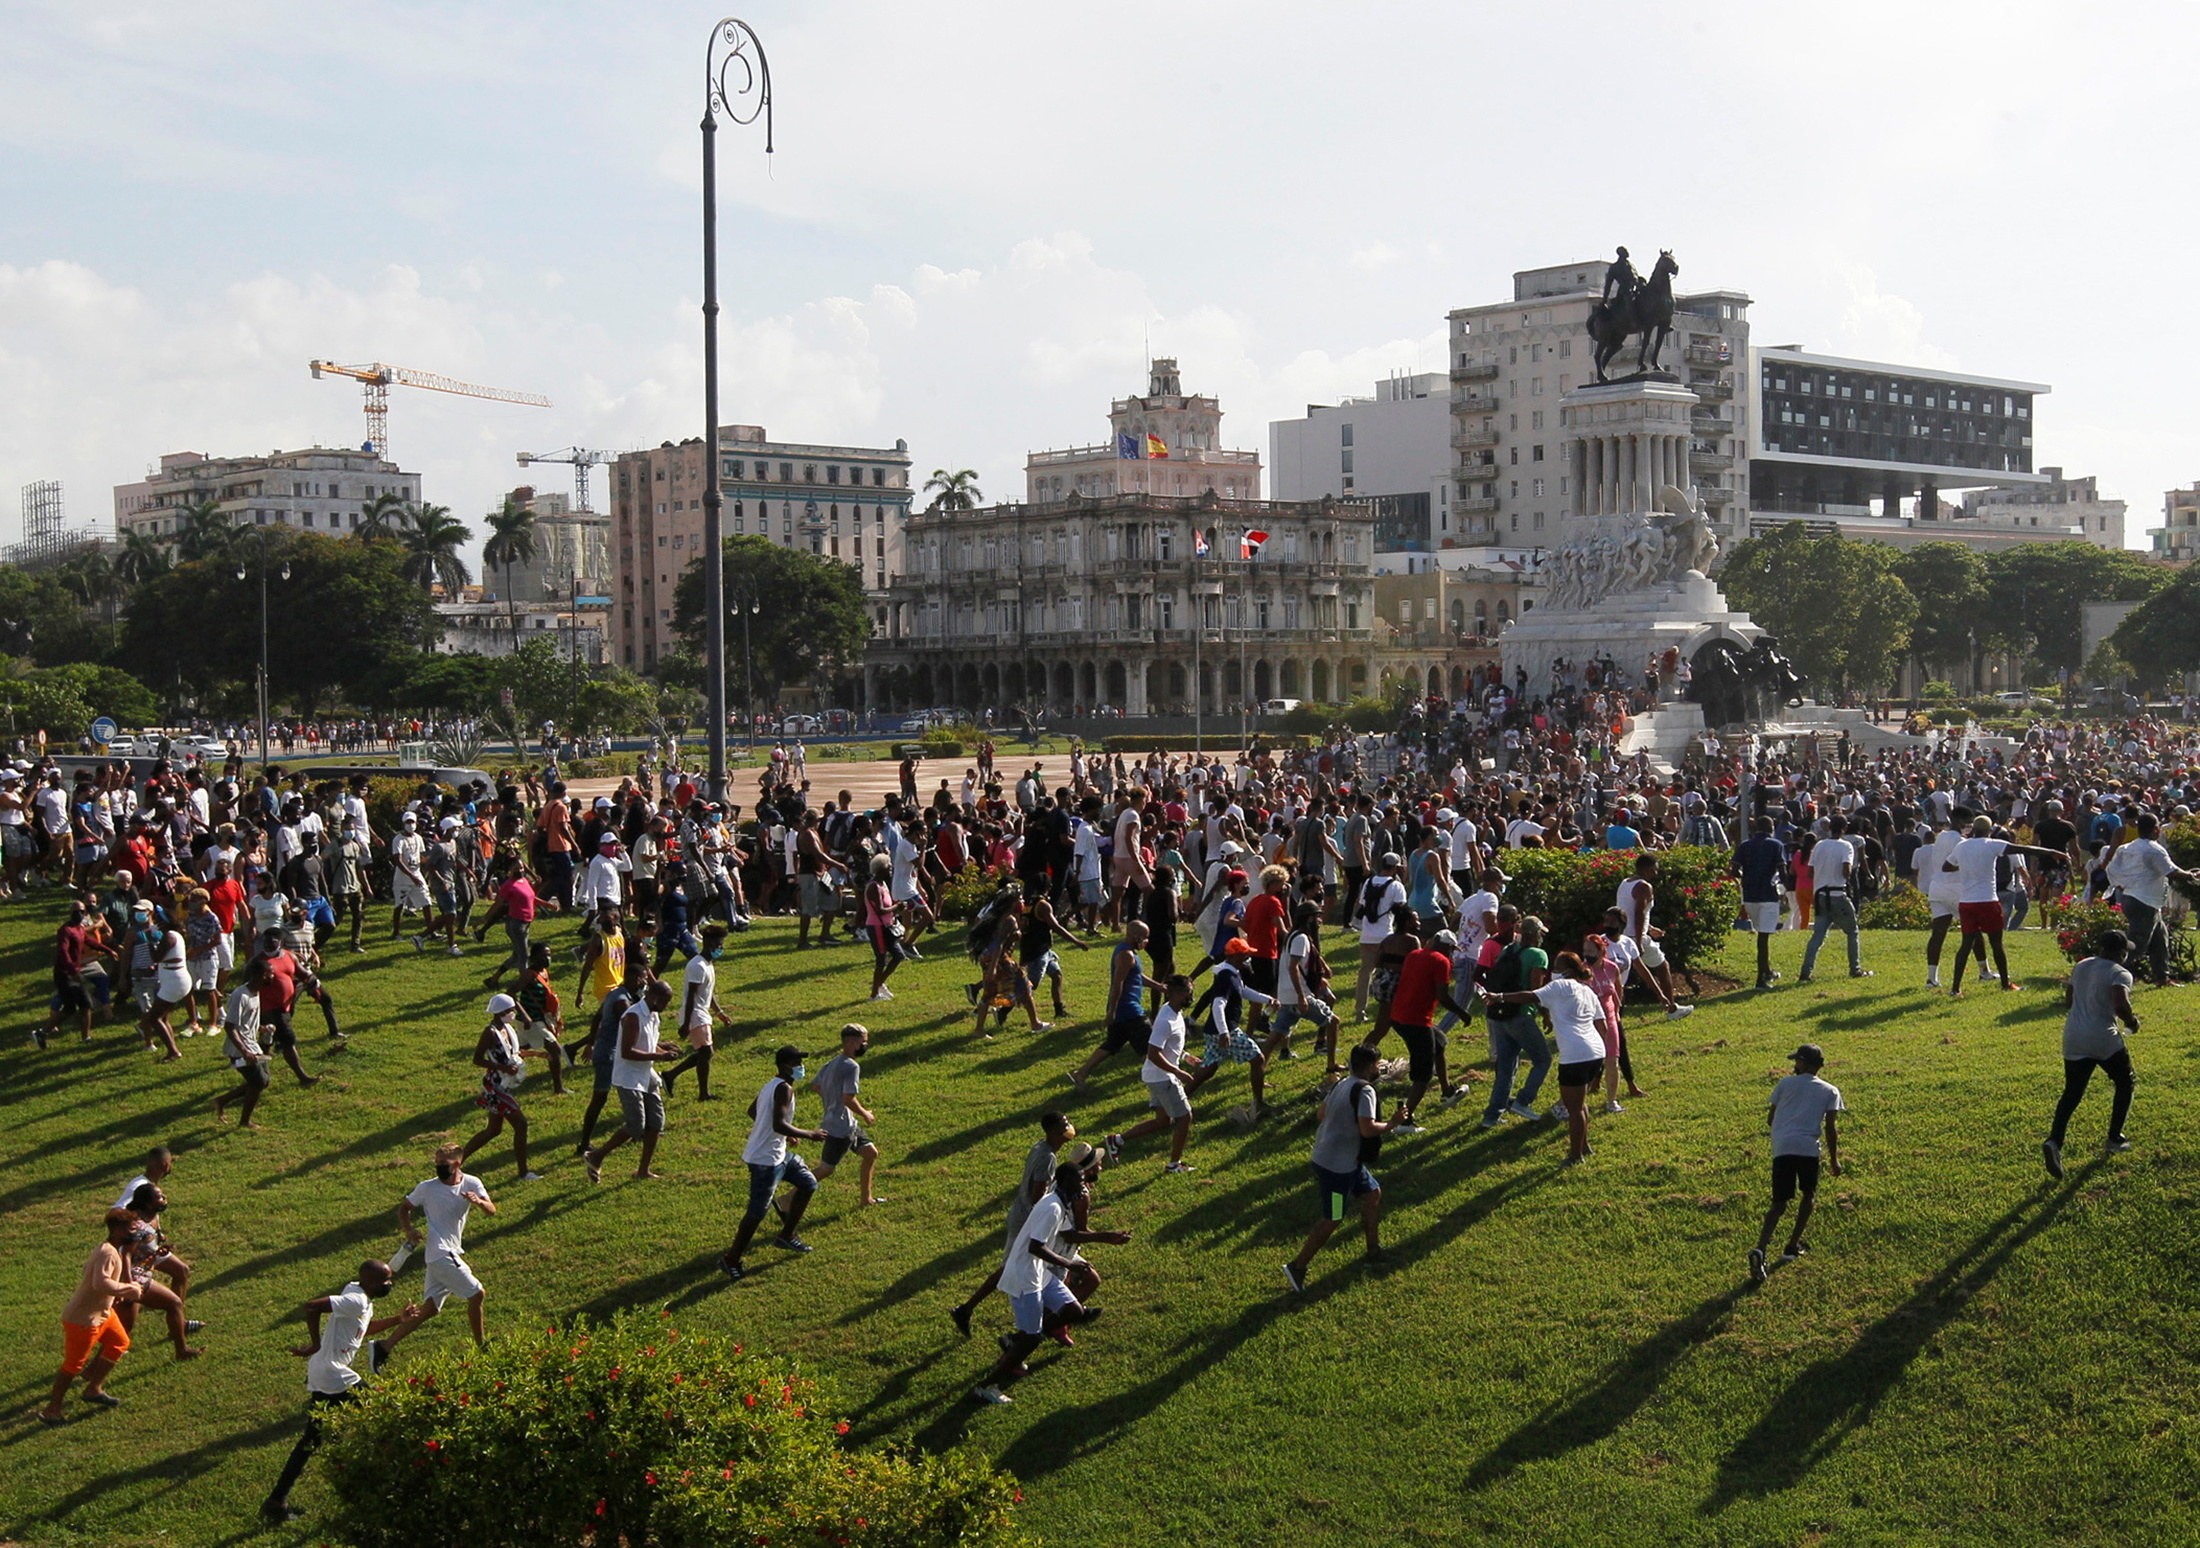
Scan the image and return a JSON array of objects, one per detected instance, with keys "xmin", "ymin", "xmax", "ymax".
[{"xmin": 1, "ymin": 897, "xmax": 2196, "ymax": 1547}]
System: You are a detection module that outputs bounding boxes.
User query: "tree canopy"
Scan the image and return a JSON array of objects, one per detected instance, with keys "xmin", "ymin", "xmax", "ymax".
[
  {"xmin": 1978, "ymin": 542, "xmax": 2166, "ymax": 674},
  {"xmin": 2111, "ymin": 565, "xmax": 2200, "ymax": 685},
  {"xmin": 1720, "ymin": 525, "xmax": 1919, "ymax": 694},
  {"xmin": 671, "ymin": 536, "xmax": 871, "ymax": 705}
]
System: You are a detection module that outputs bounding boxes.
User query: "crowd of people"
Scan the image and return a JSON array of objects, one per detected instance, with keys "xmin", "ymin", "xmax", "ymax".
[{"xmin": 16, "ymin": 687, "xmax": 2197, "ymax": 1506}]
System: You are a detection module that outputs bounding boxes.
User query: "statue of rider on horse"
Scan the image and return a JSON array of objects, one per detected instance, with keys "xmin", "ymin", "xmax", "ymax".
[{"xmin": 1585, "ymin": 246, "xmax": 1679, "ymax": 383}]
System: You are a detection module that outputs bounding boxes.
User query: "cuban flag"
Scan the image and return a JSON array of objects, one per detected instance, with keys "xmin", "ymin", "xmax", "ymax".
[
  {"xmin": 1193, "ymin": 531, "xmax": 1210, "ymax": 558},
  {"xmin": 1240, "ymin": 528, "xmax": 1269, "ymax": 560},
  {"xmin": 1115, "ymin": 431, "xmax": 1140, "ymax": 459}
]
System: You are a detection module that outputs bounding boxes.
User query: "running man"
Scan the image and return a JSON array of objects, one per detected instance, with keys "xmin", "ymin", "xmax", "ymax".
[
  {"xmin": 583, "ymin": 977, "xmax": 678, "ymax": 1182},
  {"xmin": 970, "ymin": 1160, "xmax": 1130, "ymax": 1405},
  {"xmin": 1282, "ymin": 1042, "xmax": 1397, "ymax": 1292},
  {"xmin": 458, "ymin": 994, "xmax": 539, "ymax": 1180},
  {"xmin": 812, "ymin": 1023, "xmax": 884, "ymax": 1206},
  {"xmin": 213, "ymin": 958, "xmax": 273, "ymax": 1127},
  {"xmin": 1103, "ymin": 974, "xmax": 1200, "ymax": 1174},
  {"xmin": 719, "ymin": 1044, "xmax": 828, "ymax": 1282},
  {"xmin": 383, "ymin": 1146, "xmax": 496, "ymax": 1354},
  {"xmin": 1748, "ymin": 1043, "xmax": 1845, "ymax": 1284},
  {"xmin": 1943, "ymin": 816, "xmax": 2064, "ymax": 995},
  {"xmin": 259, "ymin": 1260, "xmax": 425, "ymax": 1523},
  {"xmin": 1067, "ymin": 920, "xmax": 1149, "ymax": 1089},
  {"xmin": 2043, "ymin": 929, "xmax": 2138, "ymax": 1179},
  {"xmin": 949, "ymin": 1111, "xmax": 1078, "ymax": 1337},
  {"xmin": 663, "ymin": 922, "xmax": 734, "ymax": 1101},
  {"xmin": 1614, "ymin": 853, "xmax": 1694, "ymax": 1018},
  {"xmin": 37, "ymin": 1209, "xmax": 145, "ymax": 1423}
]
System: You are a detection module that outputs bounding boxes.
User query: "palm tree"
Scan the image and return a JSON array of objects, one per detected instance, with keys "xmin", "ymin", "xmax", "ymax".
[
  {"xmin": 924, "ymin": 468, "xmax": 983, "ymax": 514},
  {"xmin": 401, "ymin": 503, "xmax": 473, "ymax": 597},
  {"xmin": 59, "ymin": 549, "xmax": 124, "ymax": 647},
  {"xmin": 173, "ymin": 497, "xmax": 240, "ymax": 563},
  {"xmin": 480, "ymin": 494, "xmax": 541, "ymax": 646},
  {"xmin": 357, "ymin": 491, "xmax": 409, "ymax": 542},
  {"xmin": 115, "ymin": 529, "xmax": 172, "ymax": 589}
]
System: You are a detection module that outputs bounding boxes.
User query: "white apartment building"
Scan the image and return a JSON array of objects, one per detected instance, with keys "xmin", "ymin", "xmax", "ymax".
[
  {"xmin": 610, "ymin": 426, "xmax": 912, "ymax": 673},
  {"xmin": 485, "ymin": 487, "xmax": 613, "ymax": 605},
  {"xmin": 114, "ymin": 448, "xmax": 420, "ymax": 538},
  {"xmin": 2151, "ymin": 484, "xmax": 2199, "ymax": 563},
  {"xmin": 1270, "ymin": 371, "xmax": 1457, "ymax": 561},
  {"xmin": 1958, "ymin": 467, "xmax": 2126, "ymax": 550},
  {"xmin": 1447, "ymin": 261, "xmax": 1753, "ymax": 548},
  {"xmin": 1025, "ymin": 359, "xmax": 1263, "ymax": 503}
]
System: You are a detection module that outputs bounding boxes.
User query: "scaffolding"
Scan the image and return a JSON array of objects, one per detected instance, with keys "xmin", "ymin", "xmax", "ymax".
[{"xmin": 5, "ymin": 481, "xmax": 107, "ymax": 571}]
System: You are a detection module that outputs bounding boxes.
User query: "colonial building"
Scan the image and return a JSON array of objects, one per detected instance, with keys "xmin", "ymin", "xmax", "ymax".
[
  {"xmin": 114, "ymin": 447, "xmax": 420, "ymax": 538},
  {"xmin": 484, "ymin": 487, "xmax": 612, "ymax": 605},
  {"xmin": 1024, "ymin": 359, "xmax": 1262, "ymax": 503},
  {"xmin": 610, "ymin": 426, "xmax": 912, "ymax": 673}
]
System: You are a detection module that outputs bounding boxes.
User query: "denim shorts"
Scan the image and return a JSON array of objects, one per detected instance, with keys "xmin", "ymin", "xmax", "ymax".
[{"xmin": 743, "ymin": 1154, "xmax": 816, "ymax": 1224}]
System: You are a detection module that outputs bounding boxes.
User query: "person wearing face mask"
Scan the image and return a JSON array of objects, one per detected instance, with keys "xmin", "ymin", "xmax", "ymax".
[
  {"xmin": 719, "ymin": 1044, "xmax": 830, "ymax": 1283},
  {"xmin": 458, "ymin": 994, "xmax": 539, "ymax": 1181},
  {"xmin": 662, "ymin": 923, "xmax": 734, "ymax": 1101},
  {"xmin": 382, "ymin": 1146, "xmax": 497, "ymax": 1358}
]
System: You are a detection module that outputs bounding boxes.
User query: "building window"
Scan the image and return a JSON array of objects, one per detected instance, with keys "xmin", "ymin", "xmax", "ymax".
[
  {"xmin": 1340, "ymin": 450, "xmax": 1354, "ymax": 474},
  {"xmin": 1558, "ymin": 339, "xmax": 1571, "ymax": 358},
  {"xmin": 1340, "ymin": 422, "xmax": 1354, "ymax": 448},
  {"xmin": 1531, "ymin": 411, "xmax": 1544, "ymax": 431},
  {"xmin": 827, "ymin": 465, "xmax": 840, "ymax": 484},
  {"xmin": 1532, "ymin": 445, "xmax": 1545, "ymax": 462}
]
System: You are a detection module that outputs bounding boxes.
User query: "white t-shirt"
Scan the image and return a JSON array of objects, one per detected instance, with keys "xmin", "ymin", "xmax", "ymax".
[
  {"xmin": 1143, "ymin": 1003, "xmax": 1188, "ymax": 1085},
  {"xmin": 681, "ymin": 955, "xmax": 716, "ymax": 1031},
  {"xmin": 1448, "ymin": 819, "xmax": 1479, "ymax": 871},
  {"xmin": 998, "ymin": 1193, "xmax": 1068, "ymax": 1297},
  {"xmin": 1769, "ymin": 1072, "xmax": 1845, "ymax": 1158},
  {"xmin": 404, "ymin": 1173, "xmax": 485, "ymax": 1263},
  {"xmin": 1457, "ymin": 889, "xmax": 1500, "ymax": 956},
  {"xmin": 1355, "ymin": 876, "xmax": 1406, "ymax": 945},
  {"xmin": 742, "ymin": 1075, "xmax": 793, "ymax": 1166},
  {"xmin": 2106, "ymin": 838, "xmax": 2176, "ymax": 910},
  {"xmin": 1808, "ymin": 837, "xmax": 1855, "ymax": 892},
  {"xmin": 1614, "ymin": 877, "xmax": 1652, "ymax": 938},
  {"xmin": 1279, "ymin": 932, "xmax": 1313, "ymax": 1007},
  {"xmin": 1947, "ymin": 836, "xmax": 2009, "ymax": 905},
  {"xmin": 610, "ymin": 1005, "xmax": 662, "ymax": 1092},
  {"xmin": 1071, "ymin": 821, "xmax": 1103, "ymax": 883},
  {"xmin": 1505, "ymin": 818, "xmax": 1546, "ymax": 849},
  {"xmin": 224, "ymin": 983, "xmax": 264, "ymax": 1066},
  {"xmin": 114, "ymin": 1174, "xmax": 154, "ymax": 1210},
  {"xmin": 885, "ymin": 826, "xmax": 921, "ymax": 903},
  {"xmin": 1924, "ymin": 830, "xmax": 1965, "ymax": 903},
  {"xmin": 1603, "ymin": 931, "xmax": 1641, "ymax": 981},
  {"xmin": 1532, "ymin": 978, "xmax": 1607, "ymax": 1064},
  {"xmin": 308, "ymin": 1283, "xmax": 374, "ymax": 1395}
]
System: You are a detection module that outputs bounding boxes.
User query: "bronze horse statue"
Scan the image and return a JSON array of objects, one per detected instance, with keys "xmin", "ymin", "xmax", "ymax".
[{"xmin": 1587, "ymin": 250, "xmax": 1678, "ymax": 382}]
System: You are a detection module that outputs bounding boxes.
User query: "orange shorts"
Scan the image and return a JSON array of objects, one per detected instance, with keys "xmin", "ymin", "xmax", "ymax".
[{"xmin": 61, "ymin": 1310, "xmax": 130, "ymax": 1374}]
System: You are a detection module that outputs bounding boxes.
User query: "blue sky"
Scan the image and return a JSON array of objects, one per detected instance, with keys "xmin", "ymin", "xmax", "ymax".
[{"xmin": 2, "ymin": 0, "xmax": 2192, "ymax": 552}]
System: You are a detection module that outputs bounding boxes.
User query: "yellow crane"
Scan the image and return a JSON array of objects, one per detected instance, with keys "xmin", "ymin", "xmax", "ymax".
[{"xmin": 307, "ymin": 359, "xmax": 551, "ymax": 464}]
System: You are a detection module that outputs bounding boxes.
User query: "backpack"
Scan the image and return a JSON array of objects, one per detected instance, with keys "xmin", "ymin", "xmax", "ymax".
[
  {"xmin": 1486, "ymin": 941, "xmax": 1530, "ymax": 1020},
  {"xmin": 966, "ymin": 887, "xmax": 1019, "ymax": 962},
  {"xmin": 1356, "ymin": 876, "xmax": 1389, "ymax": 923}
]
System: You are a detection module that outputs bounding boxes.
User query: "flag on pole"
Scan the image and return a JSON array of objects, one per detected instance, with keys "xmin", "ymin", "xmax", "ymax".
[
  {"xmin": 1146, "ymin": 432, "xmax": 1169, "ymax": 459},
  {"xmin": 1193, "ymin": 530, "xmax": 1210, "ymax": 558},
  {"xmin": 1240, "ymin": 528, "xmax": 1269, "ymax": 560},
  {"xmin": 1115, "ymin": 432, "xmax": 1139, "ymax": 459}
]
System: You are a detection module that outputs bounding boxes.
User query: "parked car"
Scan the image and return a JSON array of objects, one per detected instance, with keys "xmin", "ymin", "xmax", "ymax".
[
  {"xmin": 1258, "ymin": 698, "xmax": 1303, "ymax": 717},
  {"xmin": 99, "ymin": 735, "xmax": 142, "ymax": 755},
  {"xmin": 779, "ymin": 714, "xmax": 822, "ymax": 735},
  {"xmin": 1992, "ymin": 691, "xmax": 2054, "ymax": 710},
  {"xmin": 175, "ymin": 734, "xmax": 227, "ymax": 758}
]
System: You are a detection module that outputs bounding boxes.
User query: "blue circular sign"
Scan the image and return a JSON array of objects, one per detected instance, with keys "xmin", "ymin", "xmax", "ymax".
[{"xmin": 89, "ymin": 717, "xmax": 118, "ymax": 744}]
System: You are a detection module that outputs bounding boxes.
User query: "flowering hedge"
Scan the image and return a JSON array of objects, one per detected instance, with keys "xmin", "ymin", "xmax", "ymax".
[
  {"xmin": 318, "ymin": 1312, "xmax": 1031, "ymax": 1548},
  {"xmin": 1858, "ymin": 885, "xmax": 1933, "ymax": 931},
  {"xmin": 937, "ymin": 864, "xmax": 1015, "ymax": 922},
  {"xmin": 1497, "ymin": 845, "xmax": 1736, "ymax": 973}
]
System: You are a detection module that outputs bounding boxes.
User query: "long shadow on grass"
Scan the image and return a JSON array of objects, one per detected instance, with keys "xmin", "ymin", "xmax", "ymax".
[
  {"xmin": 11, "ymin": 1412, "xmax": 297, "ymax": 1527},
  {"xmin": 565, "ymin": 1250, "xmax": 751, "ymax": 1321},
  {"xmin": 1463, "ymin": 1283, "xmax": 1747, "ymax": 1491},
  {"xmin": 193, "ymin": 1209, "xmax": 405, "ymax": 1293},
  {"xmin": 1701, "ymin": 1164, "xmax": 2095, "ymax": 1513},
  {"xmin": 246, "ymin": 1096, "xmax": 480, "ymax": 1189}
]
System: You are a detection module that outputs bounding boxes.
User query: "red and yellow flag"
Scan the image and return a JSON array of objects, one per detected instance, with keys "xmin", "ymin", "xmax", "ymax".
[{"xmin": 1145, "ymin": 433, "xmax": 1169, "ymax": 460}]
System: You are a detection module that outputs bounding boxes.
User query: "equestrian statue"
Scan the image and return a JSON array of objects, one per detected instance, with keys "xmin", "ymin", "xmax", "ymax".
[{"xmin": 1585, "ymin": 246, "xmax": 1679, "ymax": 382}]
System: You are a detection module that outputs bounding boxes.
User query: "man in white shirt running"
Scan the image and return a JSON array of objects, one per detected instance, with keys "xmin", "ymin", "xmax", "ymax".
[
  {"xmin": 1797, "ymin": 814, "xmax": 1873, "ymax": 983},
  {"xmin": 383, "ymin": 1146, "xmax": 496, "ymax": 1355},
  {"xmin": 2103, "ymin": 813, "xmax": 2200, "ymax": 987},
  {"xmin": 970, "ymin": 1160, "xmax": 1129, "ymax": 1405},
  {"xmin": 720, "ymin": 1044, "xmax": 829, "ymax": 1282},
  {"xmin": 1942, "ymin": 816, "xmax": 2065, "ymax": 995},
  {"xmin": 259, "ymin": 1259, "xmax": 423, "ymax": 1523},
  {"xmin": 1919, "ymin": 809, "xmax": 1970, "ymax": 990}
]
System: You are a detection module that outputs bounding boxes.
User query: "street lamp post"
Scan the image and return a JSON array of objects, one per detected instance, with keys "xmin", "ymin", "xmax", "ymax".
[
  {"xmin": 739, "ymin": 593, "xmax": 761, "ymax": 750},
  {"xmin": 235, "ymin": 535, "xmax": 290, "ymax": 771},
  {"xmin": 700, "ymin": 17, "xmax": 773, "ymax": 806}
]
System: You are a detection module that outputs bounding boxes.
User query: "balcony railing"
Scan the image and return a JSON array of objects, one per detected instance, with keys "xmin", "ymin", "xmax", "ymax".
[
  {"xmin": 1685, "ymin": 343, "xmax": 1733, "ymax": 366},
  {"xmin": 1455, "ymin": 426, "xmax": 1500, "ymax": 449},
  {"xmin": 1455, "ymin": 492, "xmax": 1499, "ymax": 513},
  {"xmin": 1451, "ymin": 360, "xmax": 1500, "ymax": 381},
  {"xmin": 1452, "ymin": 393, "xmax": 1501, "ymax": 415},
  {"xmin": 1689, "ymin": 377, "xmax": 1734, "ymax": 401}
]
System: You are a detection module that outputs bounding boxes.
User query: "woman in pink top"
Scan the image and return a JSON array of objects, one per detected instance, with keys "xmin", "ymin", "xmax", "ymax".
[
  {"xmin": 1581, "ymin": 932, "xmax": 1643, "ymax": 1111},
  {"xmin": 862, "ymin": 855, "xmax": 907, "ymax": 1002}
]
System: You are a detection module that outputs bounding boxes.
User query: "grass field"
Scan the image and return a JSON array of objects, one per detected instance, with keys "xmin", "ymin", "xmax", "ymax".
[{"xmin": 1, "ymin": 893, "xmax": 2196, "ymax": 1548}]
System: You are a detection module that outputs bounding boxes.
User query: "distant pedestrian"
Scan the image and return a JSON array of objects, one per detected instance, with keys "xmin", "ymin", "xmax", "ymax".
[
  {"xmin": 1748, "ymin": 1043, "xmax": 1845, "ymax": 1284},
  {"xmin": 2042, "ymin": 929, "xmax": 2139, "ymax": 1179},
  {"xmin": 1281, "ymin": 1042, "xmax": 1396, "ymax": 1292},
  {"xmin": 812, "ymin": 1022, "xmax": 884, "ymax": 1206}
]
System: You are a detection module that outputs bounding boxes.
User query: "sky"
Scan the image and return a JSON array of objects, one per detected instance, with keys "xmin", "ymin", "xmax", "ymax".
[{"xmin": 3, "ymin": 0, "xmax": 2195, "ymax": 557}]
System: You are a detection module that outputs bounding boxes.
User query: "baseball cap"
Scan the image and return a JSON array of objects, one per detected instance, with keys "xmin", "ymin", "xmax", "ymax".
[
  {"xmin": 1223, "ymin": 937, "xmax": 1255, "ymax": 956},
  {"xmin": 400, "ymin": 811, "xmax": 418, "ymax": 824},
  {"xmin": 486, "ymin": 993, "xmax": 517, "ymax": 1015},
  {"xmin": 132, "ymin": 900, "xmax": 153, "ymax": 915},
  {"xmin": 438, "ymin": 816, "xmax": 461, "ymax": 833},
  {"xmin": 1379, "ymin": 851, "xmax": 1404, "ymax": 867},
  {"xmin": 598, "ymin": 833, "xmax": 618, "ymax": 847},
  {"xmin": 594, "ymin": 797, "xmax": 613, "ymax": 809},
  {"xmin": 1431, "ymin": 929, "xmax": 1459, "ymax": 951},
  {"xmin": 1789, "ymin": 1043, "xmax": 1825, "ymax": 1066}
]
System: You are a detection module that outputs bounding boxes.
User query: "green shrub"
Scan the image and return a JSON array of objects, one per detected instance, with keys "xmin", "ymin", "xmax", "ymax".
[
  {"xmin": 1859, "ymin": 884, "xmax": 1932, "ymax": 930},
  {"xmin": 1498, "ymin": 845, "xmax": 1734, "ymax": 972},
  {"xmin": 936, "ymin": 863, "xmax": 1014, "ymax": 921},
  {"xmin": 318, "ymin": 1312, "xmax": 1030, "ymax": 1548},
  {"xmin": 1920, "ymin": 681, "xmax": 1956, "ymax": 702},
  {"xmin": 918, "ymin": 726, "xmax": 967, "ymax": 758}
]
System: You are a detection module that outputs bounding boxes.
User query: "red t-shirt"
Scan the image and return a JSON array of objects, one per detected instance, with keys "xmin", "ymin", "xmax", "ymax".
[
  {"xmin": 1388, "ymin": 947, "xmax": 1452, "ymax": 1027},
  {"xmin": 206, "ymin": 877, "xmax": 246, "ymax": 931},
  {"xmin": 498, "ymin": 877, "xmax": 538, "ymax": 923},
  {"xmin": 1243, "ymin": 892, "xmax": 1288, "ymax": 958},
  {"xmin": 258, "ymin": 951, "xmax": 298, "ymax": 1016}
]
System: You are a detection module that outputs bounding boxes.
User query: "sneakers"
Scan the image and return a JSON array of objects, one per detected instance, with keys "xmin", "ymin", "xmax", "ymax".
[
  {"xmin": 261, "ymin": 1503, "xmax": 306, "ymax": 1524},
  {"xmin": 1391, "ymin": 1119, "xmax": 1425, "ymax": 1135},
  {"xmin": 1546, "ymin": 1103, "xmax": 1569, "ymax": 1121},
  {"xmin": 408, "ymin": 935, "xmax": 424, "ymax": 953},
  {"xmin": 370, "ymin": 1339, "xmax": 391, "ymax": 1375},
  {"xmin": 2041, "ymin": 1139, "xmax": 2064, "ymax": 1179},
  {"xmin": 183, "ymin": 1319, "xmax": 207, "ymax": 1335},
  {"xmin": 1747, "ymin": 1247, "xmax": 1768, "ymax": 1284},
  {"xmin": 1602, "ymin": 1099, "xmax": 1625, "ymax": 1115},
  {"xmin": 772, "ymin": 1234, "xmax": 812, "ymax": 1253},
  {"xmin": 519, "ymin": 1171, "xmax": 544, "ymax": 1181},
  {"xmin": 32, "ymin": 1027, "xmax": 47, "ymax": 1050},
  {"xmin": 1665, "ymin": 1004, "xmax": 1695, "ymax": 1020},
  {"xmin": 1479, "ymin": 1116, "xmax": 1503, "ymax": 1130},
  {"xmin": 1438, "ymin": 1085, "xmax": 1468, "ymax": 1109},
  {"xmin": 1505, "ymin": 1100, "xmax": 1538, "ymax": 1121},
  {"xmin": 1851, "ymin": 969, "xmax": 1875, "ymax": 978},
  {"xmin": 2105, "ymin": 1136, "xmax": 2132, "ymax": 1154},
  {"xmin": 718, "ymin": 1253, "xmax": 745, "ymax": 1281},
  {"xmin": 949, "ymin": 1305, "xmax": 972, "ymax": 1338},
  {"xmin": 1104, "ymin": 1133, "xmax": 1123, "ymax": 1164},
  {"xmin": 1281, "ymin": 1262, "xmax": 1305, "ymax": 1293},
  {"xmin": 870, "ymin": 988, "xmax": 894, "ymax": 1001},
  {"xmin": 446, "ymin": 945, "xmax": 464, "ymax": 958},
  {"xmin": 971, "ymin": 1384, "xmax": 1013, "ymax": 1405},
  {"xmin": 1163, "ymin": 1160, "xmax": 1196, "ymax": 1174},
  {"xmin": 1779, "ymin": 1241, "xmax": 1809, "ymax": 1264}
]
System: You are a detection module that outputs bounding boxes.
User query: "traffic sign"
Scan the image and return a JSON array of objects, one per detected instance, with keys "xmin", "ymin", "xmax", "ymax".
[{"xmin": 89, "ymin": 716, "xmax": 118, "ymax": 744}]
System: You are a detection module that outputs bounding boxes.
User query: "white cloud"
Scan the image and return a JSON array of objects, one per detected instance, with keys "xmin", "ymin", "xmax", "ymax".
[{"xmin": 1833, "ymin": 265, "xmax": 1960, "ymax": 371}]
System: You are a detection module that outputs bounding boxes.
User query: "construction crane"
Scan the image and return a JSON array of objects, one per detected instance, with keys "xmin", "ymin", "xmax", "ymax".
[
  {"xmin": 308, "ymin": 360, "xmax": 552, "ymax": 464},
  {"xmin": 515, "ymin": 447, "xmax": 620, "ymax": 513}
]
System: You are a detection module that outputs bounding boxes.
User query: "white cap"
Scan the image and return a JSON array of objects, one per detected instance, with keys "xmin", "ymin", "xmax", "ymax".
[
  {"xmin": 400, "ymin": 811, "xmax": 418, "ymax": 824},
  {"xmin": 439, "ymin": 816, "xmax": 461, "ymax": 833},
  {"xmin": 486, "ymin": 993, "xmax": 517, "ymax": 1015}
]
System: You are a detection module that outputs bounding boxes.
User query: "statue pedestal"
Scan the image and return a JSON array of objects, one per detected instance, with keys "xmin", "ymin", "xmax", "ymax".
[{"xmin": 1499, "ymin": 569, "xmax": 1765, "ymax": 704}]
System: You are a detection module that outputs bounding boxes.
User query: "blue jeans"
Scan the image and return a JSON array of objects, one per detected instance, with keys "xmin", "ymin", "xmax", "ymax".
[
  {"xmin": 1481, "ymin": 1016, "xmax": 1551, "ymax": 1121},
  {"xmin": 1801, "ymin": 891, "xmax": 1861, "ymax": 977},
  {"xmin": 1999, "ymin": 886, "xmax": 2030, "ymax": 932}
]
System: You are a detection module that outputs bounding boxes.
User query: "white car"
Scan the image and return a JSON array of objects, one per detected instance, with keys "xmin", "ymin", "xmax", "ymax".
[
  {"xmin": 100, "ymin": 734, "xmax": 141, "ymax": 755},
  {"xmin": 175, "ymin": 734, "xmax": 227, "ymax": 757},
  {"xmin": 779, "ymin": 714, "xmax": 822, "ymax": 736}
]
